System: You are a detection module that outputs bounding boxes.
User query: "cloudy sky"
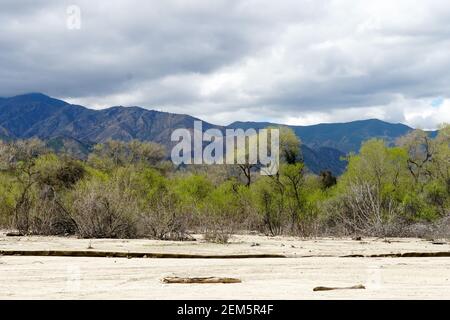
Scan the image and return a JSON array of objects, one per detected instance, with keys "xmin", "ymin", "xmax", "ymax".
[{"xmin": 1, "ymin": 0, "xmax": 450, "ymax": 129}]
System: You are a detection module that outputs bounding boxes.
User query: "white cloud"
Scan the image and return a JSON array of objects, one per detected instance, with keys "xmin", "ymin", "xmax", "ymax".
[
  {"xmin": 1, "ymin": 0, "xmax": 450, "ymax": 129},
  {"xmin": 403, "ymin": 99, "xmax": 450, "ymax": 130}
]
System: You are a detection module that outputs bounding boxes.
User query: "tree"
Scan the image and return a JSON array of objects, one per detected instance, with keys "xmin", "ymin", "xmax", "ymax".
[
  {"xmin": 281, "ymin": 163, "xmax": 305, "ymax": 232},
  {"xmin": 279, "ymin": 127, "xmax": 302, "ymax": 164},
  {"xmin": 127, "ymin": 140, "xmax": 167, "ymax": 165},
  {"xmin": 320, "ymin": 170, "xmax": 337, "ymax": 189},
  {"xmin": 423, "ymin": 124, "xmax": 450, "ymax": 214},
  {"xmin": 397, "ymin": 130, "xmax": 434, "ymax": 186},
  {"xmin": 233, "ymin": 126, "xmax": 302, "ymax": 187},
  {"xmin": 342, "ymin": 139, "xmax": 410, "ymax": 195},
  {"xmin": 431, "ymin": 124, "xmax": 450, "ymax": 190},
  {"xmin": 89, "ymin": 140, "xmax": 166, "ymax": 169},
  {"xmin": 335, "ymin": 139, "xmax": 411, "ymax": 234},
  {"xmin": 0, "ymin": 139, "xmax": 48, "ymax": 231}
]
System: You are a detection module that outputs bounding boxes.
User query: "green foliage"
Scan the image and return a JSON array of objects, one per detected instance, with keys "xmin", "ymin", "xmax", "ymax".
[
  {"xmin": 35, "ymin": 154, "xmax": 86, "ymax": 190},
  {"xmin": 88, "ymin": 140, "xmax": 166, "ymax": 171},
  {"xmin": 171, "ymin": 174, "xmax": 213, "ymax": 208},
  {"xmin": 0, "ymin": 127, "xmax": 448, "ymax": 238},
  {"xmin": 401, "ymin": 191, "xmax": 439, "ymax": 222},
  {"xmin": 279, "ymin": 127, "xmax": 302, "ymax": 164},
  {"xmin": 0, "ymin": 172, "xmax": 19, "ymax": 226}
]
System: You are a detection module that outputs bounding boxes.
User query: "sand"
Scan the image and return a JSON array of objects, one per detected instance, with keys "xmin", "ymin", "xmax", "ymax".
[{"xmin": 0, "ymin": 231, "xmax": 449, "ymax": 299}]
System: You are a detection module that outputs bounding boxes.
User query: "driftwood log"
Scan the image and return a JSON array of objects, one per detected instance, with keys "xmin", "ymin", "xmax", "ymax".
[
  {"xmin": 162, "ymin": 277, "xmax": 241, "ymax": 284},
  {"xmin": 313, "ymin": 284, "xmax": 365, "ymax": 292},
  {"xmin": 5, "ymin": 232, "xmax": 24, "ymax": 237}
]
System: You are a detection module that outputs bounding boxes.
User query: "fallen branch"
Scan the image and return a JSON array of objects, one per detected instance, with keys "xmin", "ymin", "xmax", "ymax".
[
  {"xmin": 162, "ymin": 277, "xmax": 241, "ymax": 284},
  {"xmin": 313, "ymin": 284, "xmax": 365, "ymax": 292},
  {"xmin": 5, "ymin": 232, "xmax": 24, "ymax": 237}
]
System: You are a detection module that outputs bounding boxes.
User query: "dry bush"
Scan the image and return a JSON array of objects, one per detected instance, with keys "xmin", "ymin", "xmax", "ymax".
[
  {"xmin": 203, "ymin": 229, "xmax": 232, "ymax": 244},
  {"xmin": 199, "ymin": 212, "xmax": 237, "ymax": 244},
  {"xmin": 329, "ymin": 182, "xmax": 401, "ymax": 237},
  {"xmin": 70, "ymin": 181, "xmax": 138, "ymax": 238},
  {"xmin": 13, "ymin": 181, "xmax": 76, "ymax": 235},
  {"xmin": 137, "ymin": 193, "xmax": 191, "ymax": 241},
  {"xmin": 237, "ymin": 206, "xmax": 263, "ymax": 234},
  {"xmin": 200, "ymin": 212, "xmax": 237, "ymax": 244},
  {"xmin": 27, "ymin": 192, "xmax": 76, "ymax": 235},
  {"xmin": 258, "ymin": 188, "xmax": 287, "ymax": 236},
  {"xmin": 429, "ymin": 214, "xmax": 450, "ymax": 240},
  {"xmin": 396, "ymin": 214, "xmax": 450, "ymax": 239},
  {"xmin": 295, "ymin": 210, "xmax": 323, "ymax": 238},
  {"xmin": 399, "ymin": 221, "xmax": 435, "ymax": 238},
  {"xmin": 12, "ymin": 196, "xmax": 32, "ymax": 234}
]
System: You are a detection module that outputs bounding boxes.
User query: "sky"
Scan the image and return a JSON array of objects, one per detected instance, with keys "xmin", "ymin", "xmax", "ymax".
[{"xmin": 1, "ymin": 0, "xmax": 450, "ymax": 129}]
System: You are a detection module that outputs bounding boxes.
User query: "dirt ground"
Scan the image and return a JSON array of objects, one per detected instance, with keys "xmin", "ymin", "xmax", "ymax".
[{"xmin": 1, "ymin": 231, "xmax": 449, "ymax": 299}]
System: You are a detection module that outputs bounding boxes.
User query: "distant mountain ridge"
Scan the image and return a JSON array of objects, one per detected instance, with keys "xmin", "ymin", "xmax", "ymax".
[
  {"xmin": 0, "ymin": 93, "xmax": 214, "ymax": 144},
  {"xmin": 0, "ymin": 93, "xmax": 430, "ymax": 175},
  {"xmin": 229, "ymin": 119, "xmax": 416, "ymax": 154}
]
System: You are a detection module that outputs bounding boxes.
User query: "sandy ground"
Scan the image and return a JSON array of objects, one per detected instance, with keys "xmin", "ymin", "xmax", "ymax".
[{"xmin": 1, "ymin": 231, "xmax": 450, "ymax": 299}]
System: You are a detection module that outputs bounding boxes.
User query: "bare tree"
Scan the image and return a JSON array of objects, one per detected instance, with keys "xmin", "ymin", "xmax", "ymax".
[
  {"xmin": 339, "ymin": 182, "xmax": 400, "ymax": 236},
  {"xmin": 397, "ymin": 130, "xmax": 434, "ymax": 185}
]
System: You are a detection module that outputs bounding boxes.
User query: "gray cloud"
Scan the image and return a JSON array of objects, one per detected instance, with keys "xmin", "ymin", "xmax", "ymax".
[{"xmin": 1, "ymin": 0, "xmax": 450, "ymax": 128}]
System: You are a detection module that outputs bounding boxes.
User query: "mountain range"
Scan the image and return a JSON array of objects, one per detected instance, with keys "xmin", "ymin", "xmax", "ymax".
[{"xmin": 0, "ymin": 93, "xmax": 432, "ymax": 175}]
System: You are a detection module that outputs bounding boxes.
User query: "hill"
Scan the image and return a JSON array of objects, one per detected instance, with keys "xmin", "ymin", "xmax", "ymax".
[{"xmin": 0, "ymin": 93, "xmax": 428, "ymax": 175}]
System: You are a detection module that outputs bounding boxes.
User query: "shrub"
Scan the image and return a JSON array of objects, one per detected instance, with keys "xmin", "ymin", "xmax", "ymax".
[
  {"xmin": 28, "ymin": 196, "xmax": 76, "ymax": 235},
  {"xmin": 253, "ymin": 178, "xmax": 287, "ymax": 236},
  {"xmin": 424, "ymin": 181, "xmax": 448, "ymax": 215},
  {"xmin": 203, "ymin": 226, "xmax": 232, "ymax": 244},
  {"xmin": 333, "ymin": 182, "xmax": 401, "ymax": 236},
  {"xmin": 137, "ymin": 190, "xmax": 191, "ymax": 241},
  {"xmin": 0, "ymin": 173, "xmax": 17, "ymax": 228},
  {"xmin": 70, "ymin": 179, "xmax": 138, "ymax": 238},
  {"xmin": 198, "ymin": 181, "xmax": 243, "ymax": 243},
  {"xmin": 402, "ymin": 192, "xmax": 439, "ymax": 222}
]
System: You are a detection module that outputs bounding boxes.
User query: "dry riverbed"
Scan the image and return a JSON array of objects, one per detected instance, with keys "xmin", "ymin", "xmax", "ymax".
[{"xmin": 0, "ymin": 231, "xmax": 449, "ymax": 299}]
